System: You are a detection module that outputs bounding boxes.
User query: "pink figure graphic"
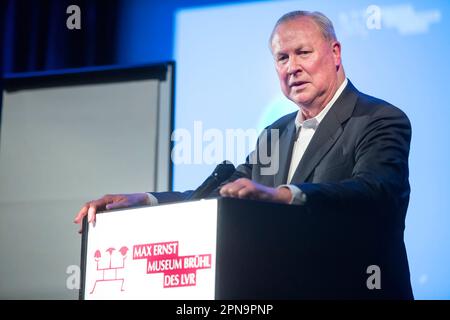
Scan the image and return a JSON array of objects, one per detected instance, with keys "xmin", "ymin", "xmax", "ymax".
[{"xmin": 90, "ymin": 246, "xmax": 128, "ymax": 294}]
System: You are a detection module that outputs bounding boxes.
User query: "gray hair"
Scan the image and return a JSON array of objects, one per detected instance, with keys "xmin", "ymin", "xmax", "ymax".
[{"xmin": 269, "ymin": 11, "xmax": 337, "ymax": 45}]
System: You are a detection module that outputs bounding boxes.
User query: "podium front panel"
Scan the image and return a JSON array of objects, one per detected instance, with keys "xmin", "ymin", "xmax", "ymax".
[{"xmin": 81, "ymin": 199, "xmax": 218, "ymax": 300}]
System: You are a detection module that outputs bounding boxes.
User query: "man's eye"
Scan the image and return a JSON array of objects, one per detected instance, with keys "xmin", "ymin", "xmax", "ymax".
[
  {"xmin": 277, "ymin": 56, "xmax": 288, "ymax": 62},
  {"xmin": 299, "ymin": 51, "xmax": 311, "ymax": 55}
]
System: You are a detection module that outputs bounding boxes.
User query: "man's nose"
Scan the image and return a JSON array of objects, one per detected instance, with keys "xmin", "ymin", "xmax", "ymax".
[{"xmin": 287, "ymin": 56, "xmax": 302, "ymax": 75}]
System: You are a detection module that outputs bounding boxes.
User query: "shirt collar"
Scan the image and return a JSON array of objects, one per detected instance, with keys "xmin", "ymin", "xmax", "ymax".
[{"xmin": 295, "ymin": 78, "xmax": 348, "ymax": 130}]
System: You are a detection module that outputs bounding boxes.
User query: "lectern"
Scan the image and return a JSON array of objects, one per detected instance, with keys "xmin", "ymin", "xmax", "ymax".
[{"xmin": 80, "ymin": 197, "xmax": 412, "ymax": 299}]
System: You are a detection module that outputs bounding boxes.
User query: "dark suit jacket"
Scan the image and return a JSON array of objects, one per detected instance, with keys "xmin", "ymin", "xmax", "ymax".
[{"xmin": 153, "ymin": 80, "xmax": 413, "ymax": 298}]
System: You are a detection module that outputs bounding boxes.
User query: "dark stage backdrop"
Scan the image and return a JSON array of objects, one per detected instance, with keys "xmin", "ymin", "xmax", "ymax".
[
  {"xmin": 2, "ymin": 0, "xmax": 119, "ymax": 73},
  {"xmin": 2, "ymin": 0, "xmax": 265, "ymax": 74}
]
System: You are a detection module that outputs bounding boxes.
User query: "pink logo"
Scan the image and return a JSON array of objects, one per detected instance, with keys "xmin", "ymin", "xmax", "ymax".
[
  {"xmin": 90, "ymin": 246, "xmax": 129, "ymax": 294},
  {"xmin": 133, "ymin": 241, "xmax": 212, "ymax": 288}
]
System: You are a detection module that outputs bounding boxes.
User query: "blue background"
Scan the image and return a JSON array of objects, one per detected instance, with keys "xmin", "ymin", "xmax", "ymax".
[{"xmin": 171, "ymin": 0, "xmax": 450, "ymax": 299}]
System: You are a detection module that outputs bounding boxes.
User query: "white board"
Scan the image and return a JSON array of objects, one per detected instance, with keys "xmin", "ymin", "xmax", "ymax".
[{"xmin": 0, "ymin": 65, "xmax": 173, "ymax": 299}]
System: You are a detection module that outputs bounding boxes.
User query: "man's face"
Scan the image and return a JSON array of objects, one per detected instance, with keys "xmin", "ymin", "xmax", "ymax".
[{"xmin": 271, "ymin": 17, "xmax": 341, "ymax": 109}]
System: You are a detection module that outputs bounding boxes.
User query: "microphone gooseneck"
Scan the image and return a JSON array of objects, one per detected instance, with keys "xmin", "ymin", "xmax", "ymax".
[{"xmin": 187, "ymin": 161, "xmax": 235, "ymax": 200}]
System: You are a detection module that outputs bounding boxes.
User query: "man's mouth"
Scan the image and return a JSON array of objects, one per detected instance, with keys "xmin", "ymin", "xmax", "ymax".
[{"xmin": 289, "ymin": 81, "xmax": 308, "ymax": 88}]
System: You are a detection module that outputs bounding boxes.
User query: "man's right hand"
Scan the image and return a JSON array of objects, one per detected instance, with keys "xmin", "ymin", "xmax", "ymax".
[{"xmin": 73, "ymin": 193, "xmax": 151, "ymax": 233}]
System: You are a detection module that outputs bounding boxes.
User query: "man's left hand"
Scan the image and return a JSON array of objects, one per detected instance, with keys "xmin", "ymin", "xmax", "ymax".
[{"xmin": 219, "ymin": 178, "xmax": 292, "ymax": 204}]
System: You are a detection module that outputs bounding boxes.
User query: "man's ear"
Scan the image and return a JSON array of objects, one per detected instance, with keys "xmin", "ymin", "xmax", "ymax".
[{"xmin": 331, "ymin": 41, "xmax": 342, "ymax": 68}]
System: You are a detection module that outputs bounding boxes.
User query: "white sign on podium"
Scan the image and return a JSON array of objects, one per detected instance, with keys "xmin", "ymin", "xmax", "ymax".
[{"xmin": 82, "ymin": 199, "xmax": 218, "ymax": 300}]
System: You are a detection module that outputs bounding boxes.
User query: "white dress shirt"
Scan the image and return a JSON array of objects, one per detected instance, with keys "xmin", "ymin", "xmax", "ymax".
[{"xmin": 281, "ymin": 78, "xmax": 348, "ymax": 204}]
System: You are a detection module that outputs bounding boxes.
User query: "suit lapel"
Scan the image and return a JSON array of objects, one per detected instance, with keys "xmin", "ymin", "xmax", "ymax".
[
  {"xmin": 273, "ymin": 119, "xmax": 296, "ymax": 186},
  {"xmin": 290, "ymin": 81, "xmax": 359, "ymax": 183}
]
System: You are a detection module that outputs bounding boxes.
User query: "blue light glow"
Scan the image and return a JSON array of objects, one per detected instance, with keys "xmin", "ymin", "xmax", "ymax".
[{"xmin": 174, "ymin": 0, "xmax": 450, "ymax": 298}]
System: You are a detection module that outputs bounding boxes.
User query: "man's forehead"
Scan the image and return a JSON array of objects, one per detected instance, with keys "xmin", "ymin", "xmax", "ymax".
[
  {"xmin": 275, "ymin": 17, "xmax": 322, "ymax": 38},
  {"xmin": 271, "ymin": 17, "xmax": 325, "ymax": 51}
]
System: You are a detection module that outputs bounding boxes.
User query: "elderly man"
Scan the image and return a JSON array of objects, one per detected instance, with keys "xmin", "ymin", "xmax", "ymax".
[{"xmin": 74, "ymin": 11, "xmax": 413, "ymax": 298}]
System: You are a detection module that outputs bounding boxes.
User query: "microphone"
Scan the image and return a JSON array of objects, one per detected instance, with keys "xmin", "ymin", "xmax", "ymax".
[{"xmin": 187, "ymin": 161, "xmax": 235, "ymax": 200}]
